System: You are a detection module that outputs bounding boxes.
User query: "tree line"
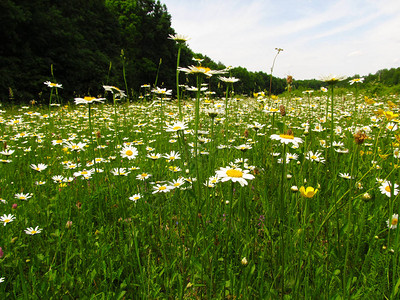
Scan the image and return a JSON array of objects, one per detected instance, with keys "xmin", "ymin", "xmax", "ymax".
[{"xmin": 1, "ymin": 0, "xmax": 399, "ymax": 103}]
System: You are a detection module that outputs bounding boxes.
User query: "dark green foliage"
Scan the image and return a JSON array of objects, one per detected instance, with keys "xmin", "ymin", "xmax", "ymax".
[
  {"xmin": 0, "ymin": 0, "xmax": 123, "ymax": 102},
  {"xmin": 3, "ymin": 0, "xmax": 398, "ymax": 103},
  {"xmin": 0, "ymin": 0, "xmax": 182, "ymax": 102},
  {"xmin": 0, "ymin": 0, "xmax": 302, "ymax": 103},
  {"xmin": 106, "ymin": 0, "xmax": 178, "ymax": 91}
]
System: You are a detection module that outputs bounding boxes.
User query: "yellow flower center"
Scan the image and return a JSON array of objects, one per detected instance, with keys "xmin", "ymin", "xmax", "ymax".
[
  {"xmin": 385, "ymin": 186, "xmax": 391, "ymax": 193},
  {"xmin": 50, "ymin": 83, "xmax": 57, "ymax": 87},
  {"xmin": 198, "ymin": 67, "xmax": 211, "ymax": 73},
  {"xmin": 311, "ymin": 155, "xmax": 317, "ymax": 160},
  {"xmin": 31, "ymin": 230, "xmax": 37, "ymax": 234},
  {"xmin": 279, "ymin": 134, "xmax": 294, "ymax": 140},
  {"xmin": 126, "ymin": 150, "xmax": 133, "ymax": 156},
  {"xmin": 84, "ymin": 96, "xmax": 96, "ymax": 101},
  {"xmin": 56, "ymin": 140, "xmax": 62, "ymax": 144},
  {"xmin": 20, "ymin": 196, "xmax": 26, "ymax": 200},
  {"xmin": 4, "ymin": 219, "xmax": 10, "ymax": 223},
  {"xmin": 141, "ymin": 173, "xmax": 147, "ymax": 177},
  {"xmin": 81, "ymin": 171, "xmax": 88, "ymax": 175},
  {"xmin": 174, "ymin": 183, "xmax": 180, "ymax": 187},
  {"xmin": 173, "ymin": 126, "xmax": 181, "ymax": 131},
  {"xmin": 159, "ymin": 186, "xmax": 167, "ymax": 190},
  {"xmin": 226, "ymin": 169, "xmax": 243, "ymax": 178},
  {"xmin": 392, "ymin": 218, "xmax": 398, "ymax": 226}
]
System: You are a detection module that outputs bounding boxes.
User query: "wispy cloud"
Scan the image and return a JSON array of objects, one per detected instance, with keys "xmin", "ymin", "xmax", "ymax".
[{"xmin": 162, "ymin": 0, "xmax": 400, "ymax": 79}]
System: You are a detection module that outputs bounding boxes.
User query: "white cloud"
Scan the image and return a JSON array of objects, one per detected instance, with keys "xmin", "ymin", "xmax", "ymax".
[{"xmin": 162, "ymin": 0, "xmax": 400, "ymax": 79}]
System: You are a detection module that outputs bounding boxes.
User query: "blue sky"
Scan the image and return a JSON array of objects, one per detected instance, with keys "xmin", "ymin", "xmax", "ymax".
[{"xmin": 161, "ymin": 0, "xmax": 400, "ymax": 79}]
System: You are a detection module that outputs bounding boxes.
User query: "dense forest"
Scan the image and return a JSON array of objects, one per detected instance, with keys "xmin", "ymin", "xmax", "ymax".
[{"xmin": 1, "ymin": 0, "xmax": 399, "ymax": 103}]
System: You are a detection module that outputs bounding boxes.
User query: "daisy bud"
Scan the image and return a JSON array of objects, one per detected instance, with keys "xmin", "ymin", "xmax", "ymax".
[
  {"xmin": 12, "ymin": 203, "xmax": 17, "ymax": 209},
  {"xmin": 0, "ymin": 247, "xmax": 4, "ymax": 258},
  {"xmin": 286, "ymin": 75, "xmax": 293, "ymax": 85},
  {"xmin": 362, "ymin": 192, "xmax": 372, "ymax": 201},
  {"xmin": 241, "ymin": 257, "xmax": 248, "ymax": 265}
]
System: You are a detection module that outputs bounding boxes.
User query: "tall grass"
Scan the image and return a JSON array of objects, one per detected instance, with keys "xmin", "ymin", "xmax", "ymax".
[{"xmin": 0, "ymin": 84, "xmax": 399, "ymax": 299}]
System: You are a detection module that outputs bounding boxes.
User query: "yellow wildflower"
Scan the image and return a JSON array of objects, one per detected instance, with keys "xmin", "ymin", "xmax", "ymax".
[{"xmin": 299, "ymin": 186, "xmax": 318, "ymax": 198}]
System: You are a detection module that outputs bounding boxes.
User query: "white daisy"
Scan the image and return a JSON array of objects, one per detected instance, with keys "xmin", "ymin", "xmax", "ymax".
[
  {"xmin": 215, "ymin": 166, "xmax": 255, "ymax": 187},
  {"xmin": 110, "ymin": 168, "xmax": 130, "ymax": 176},
  {"xmin": 120, "ymin": 146, "xmax": 138, "ymax": 160},
  {"xmin": 152, "ymin": 184, "xmax": 173, "ymax": 194},
  {"xmin": 136, "ymin": 173, "xmax": 152, "ymax": 180},
  {"xmin": 339, "ymin": 173, "xmax": 353, "ymax": 179},
  {"xmin": 379, "ymin": 181, "xmax": 399, "ymax": 197},
  {"xmin": 169, "ymin": 178, "xmax": 186, "ymax": 189},
  {"xmin": 25, "ymin": 226, "xmax": 42, "ymax": 235},
  {"xmin": 74, "ymin": 96, "xmax": 105, "ymax": 105},
  {"xmin": 270, "ymin": 133, "xmax": 303, "ymax": 145},
  {"xmin": 0, "ymin": 214, "xmax": 15, "ymax": 226},
  {"xmin": 30, "ymin": 163, "xmax": 48, "ymax": 172},
  {"xmin": 129, "ymin": 194, "xmax": 142, "ymax": 203},
  {"xmin": 14, "ymin": 193, "xmax": 33, "ymax": 200},
  {"xmin": 387, "ymin": 213, "xmax": 399, "ymax": 229},
  {"xmin": 165, "ymin": 121, "xmax": 188, "ymax": 132},
  {"xmin": 163, "ymin": 151, "xmax": 181, "ymax": 162}
]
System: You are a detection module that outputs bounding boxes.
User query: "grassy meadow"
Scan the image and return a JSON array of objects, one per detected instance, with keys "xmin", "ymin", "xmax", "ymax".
[{"xmin": 1, "ymin": 77, "xmax": 400, "ymax": 299}]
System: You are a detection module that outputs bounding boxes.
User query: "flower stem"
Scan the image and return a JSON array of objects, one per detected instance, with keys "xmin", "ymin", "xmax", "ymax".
[{"xmin": 176, "ymin": 45, "xmax": 183, "ymax": 120}]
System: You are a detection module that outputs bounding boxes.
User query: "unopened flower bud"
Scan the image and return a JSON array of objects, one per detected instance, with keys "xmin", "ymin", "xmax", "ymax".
[
  {"xmin": 241, "ymin": 257, "xmax": 248, "ymax": 265},
  {"xmin": 280, "ymin": 105, "xmax": 286, "ymax": 116},
  {"xmin": 362, "ymin": 192, "xmax": 372, "ymax": 201},
  {"xmin": 65, "ymin": 221, "xmax": 73, "ymax": 229}
]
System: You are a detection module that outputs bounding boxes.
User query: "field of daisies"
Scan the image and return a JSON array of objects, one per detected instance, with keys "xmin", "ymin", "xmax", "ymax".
[{"xmin": 1, "ymin": 72, "xmax": 400, "ymax": 298}]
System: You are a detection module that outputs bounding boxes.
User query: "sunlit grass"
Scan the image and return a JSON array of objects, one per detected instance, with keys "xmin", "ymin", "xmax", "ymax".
[{"xmin": 0, "ymin": 85, "xmax": 399, "ymax": 298}]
